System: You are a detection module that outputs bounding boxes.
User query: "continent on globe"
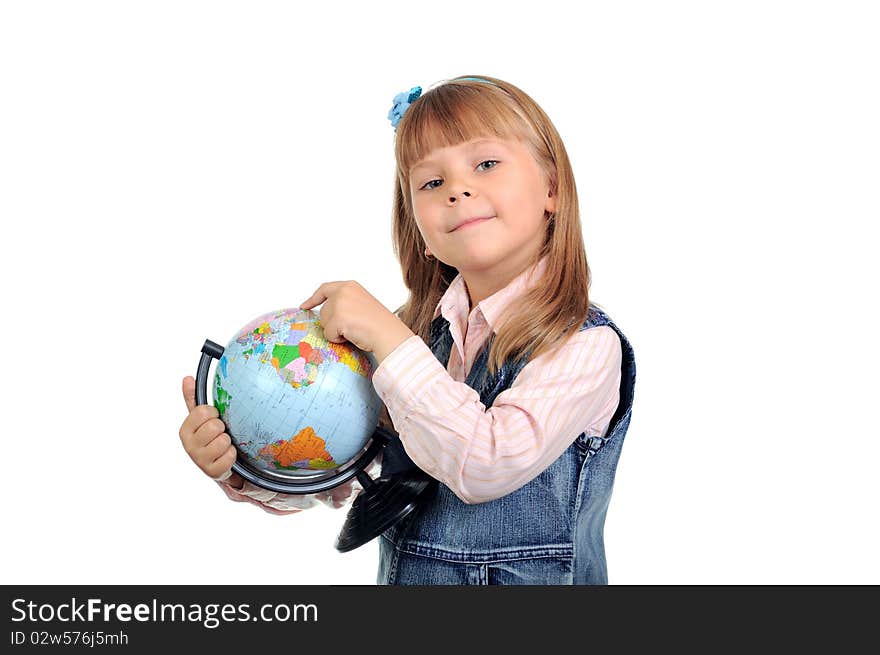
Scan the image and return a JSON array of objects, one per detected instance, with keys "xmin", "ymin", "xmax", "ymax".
[
  {"xmin": 258, "ymin": 427, "xmax": 337, "ymax": 470},
  {"xmin": 233, "ymin": 319, "xmax": 372, "ymax": 389}
]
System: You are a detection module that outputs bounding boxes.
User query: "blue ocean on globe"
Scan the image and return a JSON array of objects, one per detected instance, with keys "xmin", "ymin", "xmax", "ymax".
[{"xmin": 213, "ymin": 307, "xmax": 382, "ymax": 477}]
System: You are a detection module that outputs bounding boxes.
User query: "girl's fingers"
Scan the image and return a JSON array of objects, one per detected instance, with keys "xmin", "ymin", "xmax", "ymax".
[{"xmin": 182, "ymin": 376, "xmax": 197, "ymax": 412}]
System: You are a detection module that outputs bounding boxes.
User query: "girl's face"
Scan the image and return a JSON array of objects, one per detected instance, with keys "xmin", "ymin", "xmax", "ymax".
[{"xmin": 408, "ymin": 136, "xmax": 556, "ymax": 275}]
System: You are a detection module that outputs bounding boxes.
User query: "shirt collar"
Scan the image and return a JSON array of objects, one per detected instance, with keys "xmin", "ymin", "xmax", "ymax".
[{"xmin": 432, "ymin": 255, "xmax": 549, "ymax": 334}]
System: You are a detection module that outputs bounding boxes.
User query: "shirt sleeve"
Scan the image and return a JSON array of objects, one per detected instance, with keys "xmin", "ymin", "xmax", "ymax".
[
  {"xmin": 215, "ymin": 479, "xmax": 316, "ymax": 514},
  {"xmin": 214, "ymin": 453, "xmax": 384, "ymax": 513},
  {"xmin": 370, "ymin": 327, "xmax": 622, "ymax": 505}
]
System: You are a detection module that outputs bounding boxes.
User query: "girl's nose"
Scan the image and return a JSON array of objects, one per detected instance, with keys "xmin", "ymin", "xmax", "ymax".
[{"xmin": 448, "ymin": 190, "xmax": 471, "ymax": 204}]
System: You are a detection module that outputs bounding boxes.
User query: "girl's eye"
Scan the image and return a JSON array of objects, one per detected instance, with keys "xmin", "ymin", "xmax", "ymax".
[{"xmin": 419, "ymin": 160, "xmax": 499, "ymax": 191}]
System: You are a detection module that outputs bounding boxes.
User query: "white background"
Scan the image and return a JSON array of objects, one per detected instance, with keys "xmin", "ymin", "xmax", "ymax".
[{"xmin": 1, "ymin": 1, "xmax": 877, "ymax": 585}]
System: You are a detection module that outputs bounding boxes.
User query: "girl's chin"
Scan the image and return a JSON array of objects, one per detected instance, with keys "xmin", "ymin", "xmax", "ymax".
[{"xmin": 447, "ymin": 253, "xmax": 503, "ymax": 270}]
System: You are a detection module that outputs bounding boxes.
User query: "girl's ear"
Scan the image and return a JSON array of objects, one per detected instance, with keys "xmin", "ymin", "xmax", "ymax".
[{"xmin": 545, "ymin": 189, "xmax": 557, "ymax": 216}]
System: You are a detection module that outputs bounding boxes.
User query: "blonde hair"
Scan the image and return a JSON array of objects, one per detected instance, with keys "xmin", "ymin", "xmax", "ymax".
[{"xmin": 390, "ymin": 74, "xmax": 600, "ymax": 377}]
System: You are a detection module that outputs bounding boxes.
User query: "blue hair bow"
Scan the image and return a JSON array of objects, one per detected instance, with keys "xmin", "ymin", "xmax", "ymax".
[
  {"xmin": 387, "ymin": 78, "xmax": 498, "ymax": 129},
  {"xmin": 387, "ymin": 86, "xmax": 422, "ymax": 129}
]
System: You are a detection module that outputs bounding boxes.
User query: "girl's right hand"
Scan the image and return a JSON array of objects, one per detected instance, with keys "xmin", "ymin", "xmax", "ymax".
[
  {"xmin": 179, "ymin": 375, "xmax": 242, "ymax": 486},
  {"xmin": 178, "ymin": 376, "xmax": 359, "ymax": 508}
]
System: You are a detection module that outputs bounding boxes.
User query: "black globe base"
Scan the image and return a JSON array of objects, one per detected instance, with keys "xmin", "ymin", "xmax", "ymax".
[{"xmin": 334, "ymin": 469, "xmax": 437, "ymax": 553}]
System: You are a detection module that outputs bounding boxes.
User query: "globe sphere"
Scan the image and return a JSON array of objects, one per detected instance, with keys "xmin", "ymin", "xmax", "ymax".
[{"xmin": 212, "ymin": 307, "xmax": 382, "ymax": 480}]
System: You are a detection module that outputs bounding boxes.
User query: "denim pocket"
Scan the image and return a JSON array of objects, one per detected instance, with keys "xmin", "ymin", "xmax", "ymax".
[
  {"xmin": 378, "ymin": 540, "xmax": 483, "ymax": 585},
  {"xmin": 378, "ymin": 540, "xmax": 575, "ymax": 585},
  {"xmin": 487, "ymin": 556, "xmax": 574, "ymax": 585}
]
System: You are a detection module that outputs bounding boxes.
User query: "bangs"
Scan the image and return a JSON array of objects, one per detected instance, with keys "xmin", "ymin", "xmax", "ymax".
[{"xmin": 395, "ymin": 83, "xmax": 536, "ymax": 182}]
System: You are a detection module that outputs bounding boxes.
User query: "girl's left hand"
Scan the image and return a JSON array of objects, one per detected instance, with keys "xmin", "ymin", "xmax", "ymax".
[{"xmin": 299, "ymin": 280, "xmax": 415, "ymax": 364}]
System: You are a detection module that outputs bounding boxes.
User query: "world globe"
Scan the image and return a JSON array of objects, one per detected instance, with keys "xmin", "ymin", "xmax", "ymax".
[{"xmin": 212, "ymin": 307, "xmax": 383, "ymax": 482}]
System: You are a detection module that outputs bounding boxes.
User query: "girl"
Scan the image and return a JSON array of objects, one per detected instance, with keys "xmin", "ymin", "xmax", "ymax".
[{"xmin": 179, "ymin": 74, "xmax": 636, "ymax": 585}]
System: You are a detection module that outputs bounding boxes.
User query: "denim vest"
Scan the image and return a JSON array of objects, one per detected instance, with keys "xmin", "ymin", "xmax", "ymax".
[{"xmin": 377, "ymin": 303, "xmax": 636, "ymax": 585}]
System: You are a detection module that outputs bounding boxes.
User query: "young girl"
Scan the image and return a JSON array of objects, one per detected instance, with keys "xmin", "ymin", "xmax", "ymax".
[{"xmin": 179, "ymin": 74, "xmax": 636, "ymax": 585}]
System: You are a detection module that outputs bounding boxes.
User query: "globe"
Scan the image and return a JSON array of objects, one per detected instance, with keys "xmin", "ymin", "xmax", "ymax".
[{"xmin": 212, "ymin": 307, "xmax": 382, "ymax": 480}]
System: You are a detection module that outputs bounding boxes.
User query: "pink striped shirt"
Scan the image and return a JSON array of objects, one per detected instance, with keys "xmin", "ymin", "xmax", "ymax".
[
  {"xmin": 370, "ymin": 255, "xmax": 621, "ymax": 504},
  {"xmin": 218, "ymin": 255, "xmax": 621, "ymax": 511}
]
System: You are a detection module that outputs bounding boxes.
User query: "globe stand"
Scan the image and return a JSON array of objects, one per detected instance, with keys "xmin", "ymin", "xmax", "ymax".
[
  {"xmin": 197, "ymin": 338, "xmax": 437, "ymax": 552},
  {"xmin": 334, "ymin": 465, "xmax": 437, "ymax": 553}
]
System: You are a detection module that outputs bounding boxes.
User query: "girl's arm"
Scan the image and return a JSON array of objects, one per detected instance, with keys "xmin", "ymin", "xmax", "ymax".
[
  {"xmin": 215, "ymin": 451, "xmax": 384, "ymax": 514},
  {"xmin": 216, "ymin": 478, "xmax": 313, "ymax": 514},
  {"xmin": 371, "ymin": 326, "xmax": 622, "ymax": 504}
]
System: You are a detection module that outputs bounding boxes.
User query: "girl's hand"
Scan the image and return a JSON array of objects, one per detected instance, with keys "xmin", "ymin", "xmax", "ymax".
[
  {"xmin": 314, "ymin": 480, "xmax": 357, "ymax": 509},
  {"xmin": 182, "ymin": 375, "xmax": 357, "ymax": 509},
  {"xmin": 299, "ymin": 280, "xmax": 414, "ymax": 364},
  {"xmin": 179, "ymin": 375, "xmax": 242, "ymax": 486}
]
